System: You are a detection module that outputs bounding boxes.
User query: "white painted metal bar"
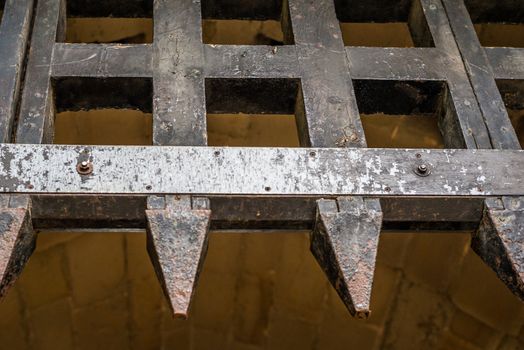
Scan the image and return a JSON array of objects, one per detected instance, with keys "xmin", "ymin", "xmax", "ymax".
[{"xmin": 0, "ymin": 144, "xmax": 521, "ymax": 196}]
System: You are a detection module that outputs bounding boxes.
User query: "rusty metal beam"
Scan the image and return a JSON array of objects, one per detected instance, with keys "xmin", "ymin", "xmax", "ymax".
[
  {"xmin": 0, "ymin": 194, "xmax": 35, "ymax": 298},
  {"xmin": 312, "ymin": 197, "xmax": 382, "ymax": 318},
  {"xmin": 472, "ymin": 197, "xmax": 524, "ymax": 300},
  {"xmin": 145, "ymin": 195, "xmax": 211, "ymax": 319},
  {"xmin": 27, "ymin": 195, "xmax": 483, "ymax": 231}
]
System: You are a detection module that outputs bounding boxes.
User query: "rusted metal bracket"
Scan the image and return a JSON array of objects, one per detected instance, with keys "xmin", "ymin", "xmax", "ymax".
[
  {"xmin": 472, "ymin": 197, "xmax": 524, "ymax": 300},
  {"xmin": 0, "ymin": 194, "xmax": 35, "ymax": 298},
  {"xmin": 311, "ymin": 197, "xmax": 382, "ymax": 319},
  {"xmin": 145, "ymin": 195, "xmax": 211, "ymax": 319}
]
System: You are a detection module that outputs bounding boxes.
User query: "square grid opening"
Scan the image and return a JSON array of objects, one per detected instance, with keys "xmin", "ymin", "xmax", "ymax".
[
  {"xmin": 497, "ymin": 80, "xmax": 524, "ymax": 148},
  {"xmin": 354, "ymin": 80, "xmax": 452, "ymax": 148},
  {"xmin": 53, "ymin": 78, "xmax": 153, "ymax": 145},
  {"xmin": 205, "ymin": 78, "xmax": 302, "ymax": 147},
  {"xmin": 0, "ymin": 0, "xmax": 5, "ymax": 25},
  {"xmin": 63, "ymin": 0, "xmax": 153, "ymax": 44},
  {"xmin": 465, "ymin": 0, "xmax": 524, "ymax": 47},
  {"xmin": 334, "ymin": 0, "xmax": 434, "ymax": 47},
  {"xmin": 201, "ymin": 0, "xmax": 294, "ymax": 45}
]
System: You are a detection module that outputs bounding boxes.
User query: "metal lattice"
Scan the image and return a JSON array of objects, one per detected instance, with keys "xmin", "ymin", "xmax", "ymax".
[{"xmin": 0, "ymin": 0, "xmax": 523, "ymax": 318}]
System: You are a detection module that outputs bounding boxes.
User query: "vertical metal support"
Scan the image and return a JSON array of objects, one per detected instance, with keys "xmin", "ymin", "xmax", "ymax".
[
  {"xmin": 152, "ymin": 0, "xmax": 207, "ymax": 146},
  {"xmin": 289, "ymin": 0, "xmax": 366, "ymax": 148},
  {"xmin": 0, "ymin": 0, "xmax": 34, "ymax": 142},
  {"xmin": 145, "ymin": 195, "xmax": 211, "ymax": 319},
  {"xmin": 472, "ymin": 197, "xmax": 524, "ymax": 300},
  {"xmin": 16, "ymin": 0, "xmax": 65, "ymax": 144},
  {"xmin": 287, "ymin": 0, "xmax": 383, "ymax": 318},
  {"xmin": 421, "ymin": 0, "xmax": 493, "ymax": 149},
  {"xmin": 441, "ymin": 0, "xmax": 520, "ymax": 149},
  {"xmin": 0, "ymin": 195, "xmax": 35, "ymax": 297},
  {"xmin": 150, "ymin": 0, "xmax": 211, "ymax": 319},
  {"xmin": 312, "ymin": 197, "xmax": 382, "ymax": 318}
]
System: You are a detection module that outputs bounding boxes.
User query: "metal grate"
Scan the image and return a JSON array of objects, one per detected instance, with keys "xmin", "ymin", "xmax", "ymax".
[{"xmin": 0, "ymin": 0, "xmax": 523, "ymax": 319}]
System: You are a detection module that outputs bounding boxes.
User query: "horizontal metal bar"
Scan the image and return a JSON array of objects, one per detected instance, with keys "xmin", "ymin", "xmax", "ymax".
[
  {"xmin": 52, "ymin": 43, "xmax": 153, "ymax": 78},
  {"xmin": 0, "ymin": 144, "xmax": 522, "ymax": 196},
  {"xmin": 204, "ymin": 45, "xmax": 300, "ymax": 78},
  {"xmin": 485, "ymin": 48, "xmax": 524, "ymax": 80},
  {"xmin": 346, "ymin": 48, "xmax": 447, "ymax": 81},
  {"xmin": 29, "ymin": 195, "xmax": 483, "ymax": 230}
]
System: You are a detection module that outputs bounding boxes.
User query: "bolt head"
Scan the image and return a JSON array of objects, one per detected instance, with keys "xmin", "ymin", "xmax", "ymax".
[{"xmin": 418, "ymin": 164, "xmax": 428, "ymax": 172}]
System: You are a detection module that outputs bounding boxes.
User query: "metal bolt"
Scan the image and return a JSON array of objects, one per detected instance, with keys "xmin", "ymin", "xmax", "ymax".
[
  {"xmin": 414, "ymin": 163, "xmax": 431, "ymax": 177},
  {"xmin": 76, "ymin": 160, "xmax": 93, "ymax": 175}
]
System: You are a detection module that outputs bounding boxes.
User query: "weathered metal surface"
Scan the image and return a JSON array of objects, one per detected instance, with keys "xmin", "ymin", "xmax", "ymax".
[
  {"xmin": 485, "ymin": 48, "xmax": 524, "ymax": 80},
  {"xmin": 472, "ymin": 197, "xmax": 524, "ymax": 300},
  {"xmin": 145, "ymin": 195, "xmax": 211, "ymax": 318},
  {"xmin": 289, "ymin": 0, "xmax": 366, "ymax": 148},
  {"xmin": 0, "ymin": 195, "xmax": 35, "ymax": 298},
  {"xmin": 16, "ymin": 0, "xmax": 65, "ymax": 144},
  {"xmin": 152, "ymin": 0, "xmax": 207, "ymax": 147},
  {"xmin": 0, "ymin": 0, "xmax": 34, "ymax": 142},
  {"xmin": 2, "ymin": 0, "xmax": 523, "ymax": 321},
  {"xmin": 442, "ymin": 0, "xmax": 521, "ymax": 150},
  {"xmin": 28, "ymin": 195, "xmax": 483, "ymax": 231},
  {"xmin": 52, "ymin": 44, "xmax": 153, "ymax": 78},
  {"xmin": 0, "ymin": 145, "xmax": 522, "ymax": 196},
  {"xmin": 312, "ymin": 197, "xmax": 382, "ymax": 318}
]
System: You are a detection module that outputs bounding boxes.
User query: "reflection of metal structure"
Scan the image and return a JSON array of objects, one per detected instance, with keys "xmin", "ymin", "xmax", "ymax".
[{"xmin": 0, "ymin": 0, "xmax": 522, "ymax": 319}]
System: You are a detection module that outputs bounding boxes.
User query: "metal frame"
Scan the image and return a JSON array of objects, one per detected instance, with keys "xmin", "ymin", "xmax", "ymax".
[{"xmin": 0, "ymin": 0, "xmax": 523, "ymax": 319}]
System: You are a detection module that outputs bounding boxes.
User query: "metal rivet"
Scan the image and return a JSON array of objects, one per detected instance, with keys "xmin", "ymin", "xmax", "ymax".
[{"xmin": 265, "ymin": 186, "xmax": 271, "ymax": 192}]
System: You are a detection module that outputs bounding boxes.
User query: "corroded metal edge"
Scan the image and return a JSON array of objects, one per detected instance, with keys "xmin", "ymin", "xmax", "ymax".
[
  {"xmin": 311, "ymin": 197, "xmax": 383, "ymax": 319},
  {"xmin": 0, "ymin": 195, "xmax": 35, "ymax": 298},
  {"xmin": 472, "ymin": 197, "xmax": 524, "ymax": 300},
  {"xmin": 145, "ymin": 196, "xmax": 211, "ymax": 319}
]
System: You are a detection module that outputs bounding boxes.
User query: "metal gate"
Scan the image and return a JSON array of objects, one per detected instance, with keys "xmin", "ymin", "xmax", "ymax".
[{"xmin": 0, "ymin": 0, "xmax": 523, "ymax": 319}]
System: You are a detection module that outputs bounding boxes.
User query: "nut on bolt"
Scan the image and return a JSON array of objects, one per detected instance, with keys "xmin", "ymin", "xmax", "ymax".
[
  {"xmin": 414, "ymin": 163, "xmax": 431, "ymax": 177},
  {"xmin": 77, "ymin": 160, "xmax": 93, "ymax": 175}
]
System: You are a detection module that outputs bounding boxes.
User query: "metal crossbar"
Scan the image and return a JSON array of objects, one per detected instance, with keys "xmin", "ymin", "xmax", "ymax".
[{"xmin": 0, "ymin": 0, "xmax": 523, "ymax": 319}]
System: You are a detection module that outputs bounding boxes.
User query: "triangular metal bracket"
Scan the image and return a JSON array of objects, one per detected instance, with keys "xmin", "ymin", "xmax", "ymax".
[
  {"xmin": 472, "ymin": 197, "xmax": 524, "ymax": 300},
  {"xmin": 0, "ymin": 194, "xmax": 35, "ymax": 298},
  {"xmin": 146, "ymin": 195, "xmax": 211, "ymax": 319},
  {"xmin": 311, "ymin": 197, "xmax": 383, "ymax": 319}
]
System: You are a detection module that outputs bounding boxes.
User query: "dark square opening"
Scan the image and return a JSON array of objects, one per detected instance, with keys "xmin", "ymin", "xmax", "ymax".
[
  {"xmin": 334, "ymin": 0, "xmax": 434, "ymax": 47},
  {"xmin": 53, "ymin": 77, "xmax": 153, "ymax": 145},
  {"xmin": 205, "ymin": 78, "xmax": 302, "ymax": 147},
  {"xmin": 354, "ymin": 80, "xmax": 455, "ymax": 148},
  {"xmin": 465, "ymin": 0, "xmax": 524, "ymax": 47},
  {"xmin": 497, "ymin": 80, "xmax": 524, "ymax": 148},
  {"xmin": 201, "ymin": 0, "xmax": 294, "ymax": 45},
  {"xmin": 0, "ymin": 0, "xmax": 5, "ymax": 25},
  {"xmin": 62, "ymin": 0, "xmax": 153, "ymax": 44}
]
